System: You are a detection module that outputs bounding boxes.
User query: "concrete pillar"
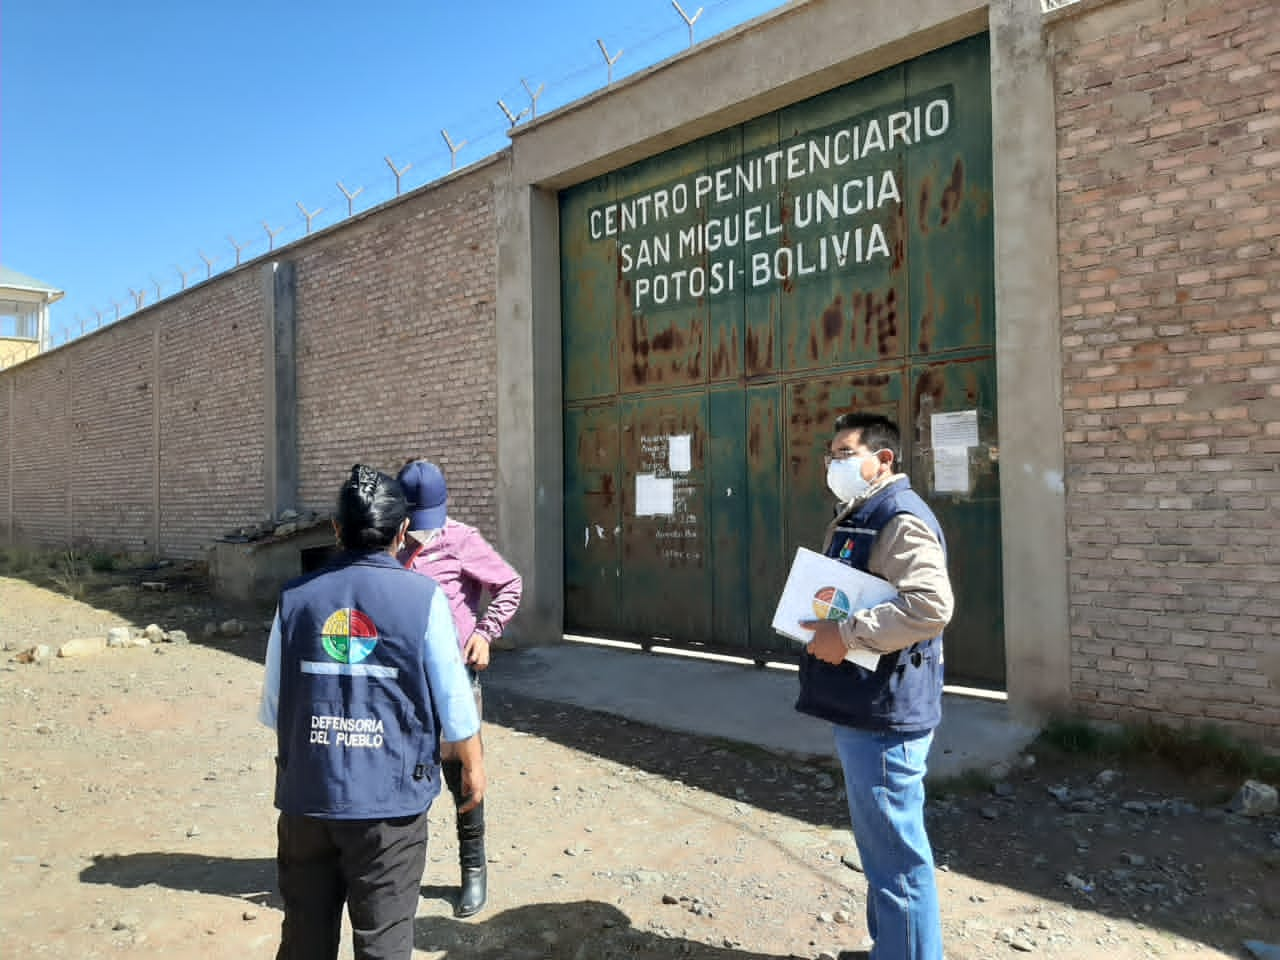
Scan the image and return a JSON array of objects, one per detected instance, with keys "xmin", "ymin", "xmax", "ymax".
[
  {"xmin": 263, "ymin": 261, "xmax": 298, "ymax": 520},
  {"xmin": 989, "ymin": 0, "xmax": 1072, "ymax": 718},
  {"xmin": 151, "ymin": 324, "xmax": 161, "ymax": 555},
  {"xmin": 496, "ymin": 166, "xmax": 564, "ymax": 645}
]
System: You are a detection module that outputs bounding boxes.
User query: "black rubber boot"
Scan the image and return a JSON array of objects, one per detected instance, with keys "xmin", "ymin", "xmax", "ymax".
[{"xmin": 442, "ymin": 759, "xmax": 487, "ymax": 919}]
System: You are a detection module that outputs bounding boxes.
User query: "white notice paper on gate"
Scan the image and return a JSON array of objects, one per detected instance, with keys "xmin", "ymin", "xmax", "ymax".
[
  {"xmin": 771, "ymin": 548, "xmax": 899, "ymax": 671},
  {"xmin": 635, "ymin": 473, "xmax": 675, "ymax": 517}
]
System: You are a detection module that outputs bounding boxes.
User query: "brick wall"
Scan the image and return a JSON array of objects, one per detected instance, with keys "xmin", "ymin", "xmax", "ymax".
[
  {"xmin": 0, "ymin": 161, "xmax": 501, "ymax": 558},
  {"xmin": 294, "ymin": 167, "xmax": 500, "ymax": 540},
  {"xmin": 69, "ymin": 316, "xmax": 159, "ymax": 553},
  {"xmin": 5, "ymin": 352, "xmax": 72, "ymax": 548},
  {"xmin": 157, "ymin": 270, "xmax": 267, "ymax": 558},
  {"xmin": 1051, "ymin": 0, "xmax": 1279, "ymax": 743}
]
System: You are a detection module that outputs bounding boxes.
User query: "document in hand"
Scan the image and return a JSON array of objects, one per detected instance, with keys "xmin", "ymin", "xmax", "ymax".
[{"xmin": 771, "ymin": 547, "xmax": 899, "ymax": 671}]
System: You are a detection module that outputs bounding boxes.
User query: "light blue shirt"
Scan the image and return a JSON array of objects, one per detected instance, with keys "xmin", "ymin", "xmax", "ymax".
[{"xmin": 258, "ymin": 587, "xmax": 480, "ymax": 742}]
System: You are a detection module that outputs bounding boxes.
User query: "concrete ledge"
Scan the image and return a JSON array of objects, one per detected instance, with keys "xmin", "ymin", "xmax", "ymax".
[
  {"xmin": 208, "ymin": 526, "xmax": 334, "ymax": 608},
  {"xmin": 483, "ymin": 644, "xmax": 1040, "ymax": 781}
]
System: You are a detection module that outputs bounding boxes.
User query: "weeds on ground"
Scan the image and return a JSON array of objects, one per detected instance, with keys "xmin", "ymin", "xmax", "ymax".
[
  {"xmin": 0, "ymin": 546, "xmax": 42, "ymax": 575},
  {"xmin": 88, "ymin": 551, "xmax": 117, "ymax": 572},
  {"xmin": 928, "ymin": 768, "xmax": 995, "ymax": 797},
  {"xmin": 49, "ymin": 549, "xmax": 86, "ymax": 600},
  {"xmin": 1037, "ymin": 715, "xmax": 1280, "ymax": 784}
]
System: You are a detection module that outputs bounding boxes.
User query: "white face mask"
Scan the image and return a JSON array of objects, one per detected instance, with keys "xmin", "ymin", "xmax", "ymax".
[{"xmin": 826, "ymin": 456, "xmax": 872, "ymax": 503}]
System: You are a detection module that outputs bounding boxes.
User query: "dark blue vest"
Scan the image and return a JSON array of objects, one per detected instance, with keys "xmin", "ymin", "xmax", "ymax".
[
  {"xmin": 274, "ymin": 551, "xmax": 443, "ymax": 819},
  {"xmin": 795, "ymin": 478, "xmax": 947, "ymax": 733}
]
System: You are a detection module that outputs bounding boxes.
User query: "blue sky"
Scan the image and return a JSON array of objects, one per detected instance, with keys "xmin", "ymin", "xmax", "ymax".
[{"xmin": 3, "ymin": 0, "xmax": 785, "ymax": 340}]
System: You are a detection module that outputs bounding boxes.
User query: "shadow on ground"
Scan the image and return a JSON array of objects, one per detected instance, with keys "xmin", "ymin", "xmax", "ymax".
[
  {"xmin": 413, "ymin": 900, "xmax": 825, "ymax": 959},
  {"xmin": 80, "ymin": 852, "xmax": 281, "ymax": 910},
  {"xmin": 483, "ymin": 687, "xmax": 1280, "ymax": 955}
]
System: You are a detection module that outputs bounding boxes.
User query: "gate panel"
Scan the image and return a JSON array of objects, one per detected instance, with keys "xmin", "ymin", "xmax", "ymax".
[
  {"xmin": 616, "ymin": 140, "xmax": 711, "ymax": 392},
  {"xmin": 560, "ymin": 34, "xmax": 1002, "ymax": 684},
  {"xmin": 784, "ymin": 371, "xmax": 907, "ymax": 565},
  {"xmin": 778, "ymin": 65, "xmax": 909, "ymax": 372},
  {"xmin": 618, "ymin": 393, "xmax": 711, "ymax": 641},
  {"xmin": 745, "ymin": 384, "xmax": 785, "ymax": 653},
  {"xmin": 708, "ymin": 388, "xmax": 750, "ymax": 645},
  {"xmin": 563, "ymin": 404, "xmax": 621, "ymax": 631},
  {"xmin": 909, "ymin": 354, "xmax": 1003, "ymax": 686},
  {"xmin": 906, "ymin": 34, "xmax": 995, "ymax": 357},
  {"xmin": 562, "ymin": 176, "xmax": 618, "ymax": 403}
]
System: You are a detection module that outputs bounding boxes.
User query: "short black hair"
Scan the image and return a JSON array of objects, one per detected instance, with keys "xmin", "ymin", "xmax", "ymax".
[
  {"xmin": 336, "ymin": 464, "xmax": 407, "ymax": 550},
  {"xmin": 831, "ymin": 413, "xmax": 902, "ymax": 472}
]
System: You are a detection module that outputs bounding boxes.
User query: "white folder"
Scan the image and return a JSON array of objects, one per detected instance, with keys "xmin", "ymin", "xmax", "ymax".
[{"xmin": 771, "ymin": 547, "xmax": 899, "ymax": 671}]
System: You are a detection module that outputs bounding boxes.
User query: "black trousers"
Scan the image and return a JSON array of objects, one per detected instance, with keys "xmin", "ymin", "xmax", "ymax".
[{"xmin": 275, "ymin": 809, "xmax": 429, "ymax": 960}]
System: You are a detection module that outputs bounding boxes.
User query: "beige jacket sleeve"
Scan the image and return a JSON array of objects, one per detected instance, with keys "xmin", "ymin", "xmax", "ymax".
[{"xmin": 837, "ymin": 514, "xmax": 954, "ymax": 656}]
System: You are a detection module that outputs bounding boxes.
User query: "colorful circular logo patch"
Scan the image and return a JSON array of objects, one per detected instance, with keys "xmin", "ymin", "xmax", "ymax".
[
  {"xmin": 320, "ymin": 608, "xmax": 378, "ymax": 664},
  {"xmin": 812, "ymin": 586, "xmax": 852, "ymax": 623}
]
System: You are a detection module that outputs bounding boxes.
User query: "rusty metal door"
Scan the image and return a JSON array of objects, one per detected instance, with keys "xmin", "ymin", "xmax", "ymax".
[{"xmin": 560, "ymin": 34, "xmax": 1003, "ymax": 686}]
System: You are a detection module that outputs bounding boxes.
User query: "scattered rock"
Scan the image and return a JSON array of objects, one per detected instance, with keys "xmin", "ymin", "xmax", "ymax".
[
  {"xmin": 140, "ymin": 581, "xmax": 168, "ymax": 592},
  {"xmin": 992, "ymin": 782, "xmax": 1016, "ymax": 799},
  {"xmin": 242, "ymin": 910, "xmax": 258, "ymax": 922},
  {"xmin": 988, "ymin": 761, "xmax": 1012, "ymax": 781},
  {"xmin": 166, "ymin": 630, "xmax": 189, "ymax": 645},
  {"xmin": 15, "ymin": 644, "xmax": 53, "ymax": 664},
  {"xmin": 186, "ymin": 825, "xmax": 201, "ymax": 838},
  {"xmin": 273, "ymin": 522, "xmax": 299, "ymax": 538},
  {"xmin": 815, "ymin": 772, "xmax": 836, "ymax": 790},
  {"xmin": 833, "ymin": 909, "xmax": 851, "ymax": 924},
  {"xmin": 129, "ymin": 635, "xmax": 151, "ymax": 648},
  {"xmin": 1064, "ymin": 873, "xmax": 1092, "ymax": 894},
  {"xmin": 1230, "ymin": 781, "xmax": 1278, "ymax": 817},
  {"xmin": 219, "ymin": 619, "xmax": 245, "ymax": 637},
  {"xmin": 980, "ymin": 806, "xmax": 999, "ymax": 820},
  {"xmin": 35, "ymin": 723, "xmax": 52, "ymax": 735},
  {"xmin": 143, "ymin": 624, "xmax": 166, "ymax": 642},
  {"xmin": 112, "ymin": 913, "xmax": 141, "ymax": 932},
  {"xmin": 58, "ymin": 637, "xmax": 107, "ymax": 658},
  {"xmin": 817, "ymin": 911, "xmax": 834, "ymax": 924},
  {"xmin": 106, "ymin": 627, "xmax": 132, "ymax": 648},
  {"xmin": 1121, "ymin": 852, "xmax": 1146, "ymax": 867},
  {"xmin": 662, "ymin": 893, "xmax": 679, "ymax": 905},
  {"xmin": 1122, "ymin": 800, "xmax": 1149, "ymax": 814},
  {"xmin": 1047, "ymin": 785, "xmax": 1071, "ymax": 803},
  {"xmin": 202, "ymin": 622, "xmax": 219, "ymax": 639},
  {"xmin": 1096, "ymin": 769, "xmax": 1120, "ymax": 787},
  {"xmin": 279, "ymin": 509, "xmax": 300, "ymax": 522}
]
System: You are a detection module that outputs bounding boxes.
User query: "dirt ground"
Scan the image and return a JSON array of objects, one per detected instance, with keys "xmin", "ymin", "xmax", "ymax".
[{"xmin": 1, "ymin": 562, "xmax": 1278, "ymax": 959}]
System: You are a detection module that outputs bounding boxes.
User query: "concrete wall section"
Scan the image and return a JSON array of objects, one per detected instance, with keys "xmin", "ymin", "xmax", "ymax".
[
  {"xmin": 989, "ymin": 0, "xmax": 1072, "ymax": 717},
  {"xmin": 513, "ymin": 0, "xmax": 988, "ymax": 189},
  {"xmin": 495, "ymin": 174, "xmax": 562, "ymax": 644}
]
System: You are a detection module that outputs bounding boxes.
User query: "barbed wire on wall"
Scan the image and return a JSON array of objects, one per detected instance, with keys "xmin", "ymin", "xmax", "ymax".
[{"xmin": 6, "ymin": 0, "xmax": 779, "ymax": 367}]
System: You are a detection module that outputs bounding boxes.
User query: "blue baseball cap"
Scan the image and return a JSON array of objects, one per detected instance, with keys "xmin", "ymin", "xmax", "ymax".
[{"xmin": 397, "ymin": 460, "xmax": 448, "ymax": 531}]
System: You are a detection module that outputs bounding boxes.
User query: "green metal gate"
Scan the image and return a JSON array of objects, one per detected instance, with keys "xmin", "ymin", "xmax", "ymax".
[{"xmin": 560, "ymin": 34, "xmax": 1004, "ymax": 687}]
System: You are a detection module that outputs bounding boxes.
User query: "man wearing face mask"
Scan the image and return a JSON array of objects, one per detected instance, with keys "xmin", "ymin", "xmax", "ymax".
[{"xmin": 796, "ymin": 412, "xmax": 953, "ymax": 960}]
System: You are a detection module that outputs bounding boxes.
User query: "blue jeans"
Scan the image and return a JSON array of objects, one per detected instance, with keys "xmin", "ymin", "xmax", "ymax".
[{"xmin": 832, "ymin": 725, "xmax": 942, "ymax": 960}]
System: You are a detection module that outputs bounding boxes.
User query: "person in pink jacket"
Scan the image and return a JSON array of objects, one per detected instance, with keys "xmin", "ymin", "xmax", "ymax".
[{"xmin": 395, "ymin": 460, "xmax": 523, "ymax": 919}]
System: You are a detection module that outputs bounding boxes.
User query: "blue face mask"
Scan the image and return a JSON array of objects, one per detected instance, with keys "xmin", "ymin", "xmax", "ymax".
[{"xmin": 826, "ymin": 456, "xmax": 872, "ymax": 503}]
